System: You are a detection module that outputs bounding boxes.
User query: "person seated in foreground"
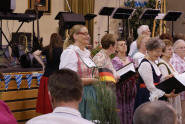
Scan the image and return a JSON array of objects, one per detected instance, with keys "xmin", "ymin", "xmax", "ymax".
[
  {"xmin": 26, "ymin": 69, "xmax": 94, "ymax": 124},
  {"xmin": 133, "ymin": 101, "xmax": 178, "ymax": 124},
  {"xmin": 0, "ymin": 100, "xmax": 17, "ymax": 124}
]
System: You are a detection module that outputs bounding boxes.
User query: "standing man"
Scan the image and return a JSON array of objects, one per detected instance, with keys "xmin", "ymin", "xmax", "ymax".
[
  {"xmin": 27, "ymin": 69, "xmax": 94, "ymax": 124},
  {"xmin": 128, "ymin": 25, "xmax": 151, "ymax": 57}
]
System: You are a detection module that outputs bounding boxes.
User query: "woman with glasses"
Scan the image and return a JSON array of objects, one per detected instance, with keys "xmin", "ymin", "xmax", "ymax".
[
  {"xmin": 170, "ymin": 39, "xmax": 185, "ymax": 124},
  {"xmin": 59, "ymin": 25, "xmax": 98, "ymax": 120},
  {"xmin": 112, "ymin": 40, "xmax": 137, "ymax": 124},
  {"xmin": 134, "ymin": 38, "xmax": 176, "ymax": 110},
  {"xmin": 158, "ymin": 39, "xmax": 182, "ymax": 123}
]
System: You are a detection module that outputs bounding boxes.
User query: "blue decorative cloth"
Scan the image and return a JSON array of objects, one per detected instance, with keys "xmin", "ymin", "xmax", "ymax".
[
  {"xmin": 15, "ymin": 74, "xmax": 23, "ymax": 89},
  {"xmin": 4, "ymin": 75, "xmax": 11, "ymax": 90},
  {"xmin": 26, "ymin": 74, "xmax": 32, "ymax": 88}
]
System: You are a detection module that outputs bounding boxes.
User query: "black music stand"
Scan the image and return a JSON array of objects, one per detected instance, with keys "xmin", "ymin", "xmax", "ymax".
[
  {"xmin": 112, "ymin": 8, "xmax": 134, "ymax": 19},
  {"xmin": 139, "ymin": 9, "xmax": 160, "ymax": 20},
  {"xmin": 84, "ymin": 13, "xmax": 97, "ymax": 21},
  {"xmin": 55, "ymin": 12, "xmax": 85, "ymax": 29},
  {"xmin": 163, "ymin": 11, "xmax": 182, "ymax": 37},
  {"xmin": 99, "ymin": 7, "xmax": 115, "ymax": 33}
]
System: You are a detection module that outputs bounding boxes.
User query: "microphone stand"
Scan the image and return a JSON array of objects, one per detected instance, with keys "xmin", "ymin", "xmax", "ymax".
[{"xmin": 65, "ymin": 0, "xmax": 72, "ymax": 12}]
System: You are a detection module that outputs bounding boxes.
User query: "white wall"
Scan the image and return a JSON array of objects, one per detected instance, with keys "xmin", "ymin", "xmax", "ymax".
[
  {"xmin": 166, "ymin": 0, "xmax": 185, "ymax": 35},
  {"xmin": 93, "ymin": 0, "xmax": 125, "ymax": 47},
  {"xmin": 2, "ymin": 0, "xmax": 64, "ymax": 46}
]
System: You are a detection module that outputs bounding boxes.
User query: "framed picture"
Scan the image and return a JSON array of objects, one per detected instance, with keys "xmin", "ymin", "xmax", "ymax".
[{"xmin": 28, "ymin": 0, "xmax": 51, "ymax": 14}]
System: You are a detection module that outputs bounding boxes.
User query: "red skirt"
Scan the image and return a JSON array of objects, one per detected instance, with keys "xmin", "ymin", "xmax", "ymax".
[{"xmin": 36, "ymin": 76, "xmax": 53, "ymax": 114}]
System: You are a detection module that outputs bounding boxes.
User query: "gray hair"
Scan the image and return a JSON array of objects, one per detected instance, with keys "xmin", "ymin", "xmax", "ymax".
[
  {"xmin": 173, "ymin": 39, "xmax": 185, "ymax": 51},
  {"xmin": 137, "ymin": 25, "xmax": 149, "ymax": 36},
  {"xmin": 133, "ymin": 101, "xmax": 177, "ymax": 124},
  {"xmin": 146, "ymin": 37, "xmax": 165, "ymax": 51}
]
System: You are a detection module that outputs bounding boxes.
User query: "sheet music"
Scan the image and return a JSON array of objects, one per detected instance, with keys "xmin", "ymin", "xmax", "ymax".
[
  {"xmin": 174, "ymin": 72, "xmax": 185, "ymax": 86},
  {"xmin": 155, "ymin": 13, "xmax": 165, "ymax": 20},
  {"xmin": 117, "ymin": 62, "xmax": 135, "ymax": 77}
]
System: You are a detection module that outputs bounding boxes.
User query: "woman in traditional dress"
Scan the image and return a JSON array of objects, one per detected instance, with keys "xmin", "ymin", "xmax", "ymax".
[
  {"xmin": 59, "ymin": 25, "xmax": 98, "ymax": 120},
  {"xmin": 134, "ymin": 38, "xmax": 177, "ymax": 110},
  {"xmin": 112, "ymin": 40, "xmax": 137, "ymax": 124},
  {"xmin": 158, "ymin": 39, "xmax": 182, "ymax": 124},
  {"xmin": 92, "ymin": 34, "xmax": 118, "ymax": 79},
  {"xmin": 34, "ymin": 33, "xmax": 63, "ymax": 114}
]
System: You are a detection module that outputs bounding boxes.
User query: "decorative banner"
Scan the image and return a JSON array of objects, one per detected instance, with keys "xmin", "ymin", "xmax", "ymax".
[
  {"xmin": 37, "ymin": 73, "xmax": 43, "ymax": 85},
  {"xmin": 15, "ymin": 74, "xmax": 23, "ymax": 89},
  {"xmin": 124, "ymin": 0, "xmax": 148, "ymax": 7},
  {"xmin": 4, "ymin": 75, "xmax": 11, "ymax": 90},
  {"xmin": 26, "ymin": 74, "xmax": 33, "ymax": 88}
]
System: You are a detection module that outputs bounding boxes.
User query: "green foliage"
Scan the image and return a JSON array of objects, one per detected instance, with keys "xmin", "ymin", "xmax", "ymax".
[
  {"xmin": 124, "ymin": 0, "xmax": 157, "ymax": 39},
  {"xmin": 90, "ymin": 83, "xmax": 120, "ymax": 124},
  {"xmin": 91, "ymin": 45, "xmax": 102, "ymax": 57}
]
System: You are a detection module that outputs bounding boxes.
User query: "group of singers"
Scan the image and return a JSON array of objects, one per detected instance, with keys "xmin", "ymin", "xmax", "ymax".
[{"xmin": 33, "ymin": 24, "xmax": 185, "ymax": 124}]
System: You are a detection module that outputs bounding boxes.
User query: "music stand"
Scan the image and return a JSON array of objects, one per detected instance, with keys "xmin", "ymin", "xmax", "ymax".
[
  {"xmin": 55, "ymin": 12, "xmax": 85, "ymax": 29},
  {"xmin": 139, "ymin": 8, "xmax": 160, "ymax": 20},
  {"xmin": 99, "ymin": 7, "xmax": 115, "ymax": 33},
  {"xmin": 112, "ymin": 8, "xmax": 135, "ymax": 19},
  {"xmin": 163, "ymin": 11, "xmax": 182, "ymax": 37},
  {"xmin": 84, "ymin": 13, "xmax": 97, "ymax": 21}
]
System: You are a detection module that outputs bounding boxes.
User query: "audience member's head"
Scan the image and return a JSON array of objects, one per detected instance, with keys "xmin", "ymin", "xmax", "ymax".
[
  {"xmin": 161, "ymin": 39, "xmax": 173, "ymax": 58},
  {"xmin": 101, "ymin": 34, "xmax": 116, "ymax": 50},
  {"xmin": 173, "ymin": 33, "xmax": 185, "ymax": 43},
  {"xmin": 159, "ymin": 33, "xmax": 173, "ymax": 41},
  {"xmin": 137, "ymin": 25, "xmax": 151, "ymax": 37},
  {"xmin": 133, "ymin": 101, "xmax": 178, "ymax": 124},
  {"xmin": 48, "ymin": 69, "xmax": 83, "ymax": 108},
  {"xmin": 173, "ymin": 39, "xmax": 185, "ymax": 58}
]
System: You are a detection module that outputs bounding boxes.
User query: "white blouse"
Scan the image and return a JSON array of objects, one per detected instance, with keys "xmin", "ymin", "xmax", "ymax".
[
  {"xmin": 158, "ymin": 59, "xmax": 178, "ymax": 82},
  {"xmin": 138, "ymin": 60, "xmax": 165, "ymax": 101},
  {"xmin": 59, "ymin": 45, "xmax": 91, "ymax": 72},
  {"xmin": 133, "ymin": 52, "xmax": 145, "ymax": 67}
]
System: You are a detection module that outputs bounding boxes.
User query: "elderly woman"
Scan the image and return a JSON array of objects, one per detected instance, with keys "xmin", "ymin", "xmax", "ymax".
[
  {"xmin": 112, "ymin": 40, "xmax": 137, "ymax": 124},
  {"xmin": 134, "ymin": 38, "xmax": 176, "ymax": 110},
  {"xmin": 170, "ymin": 39, "xmax": 185, "ymax": 124},
  {"xmin": 93, "ymin": 34, "xmax": 118, "ymax": 79},
  {"xmin": 59, "ymin": 25, "xmax": 98, "ymax": 120},
  {"xmin": 133, "ymin": 35, "xmax": 150, "ymax": 67},
  {"xmin": 158, "ymin": 39, "xmax": 182, "ymax": 123}
]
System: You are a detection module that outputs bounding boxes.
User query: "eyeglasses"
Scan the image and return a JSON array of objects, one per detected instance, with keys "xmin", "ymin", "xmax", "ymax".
[{"xmin": 77, "ymin": 32, "xmax": 89, "ymax": 36}]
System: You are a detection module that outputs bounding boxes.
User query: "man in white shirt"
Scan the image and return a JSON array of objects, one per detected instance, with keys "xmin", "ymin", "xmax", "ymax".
[
  {"xmin": 27, "ymin": 69, "xmax": 94, "ymax": 124},
  {"xmin": 128, "ymin": 25, "xmax": 151, "ymax": 57}
]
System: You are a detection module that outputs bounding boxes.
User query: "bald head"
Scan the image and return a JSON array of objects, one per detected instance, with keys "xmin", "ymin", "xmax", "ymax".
[{"xmin": 133, "ymin": 101, "xmax": 177, "ymax": 124}]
